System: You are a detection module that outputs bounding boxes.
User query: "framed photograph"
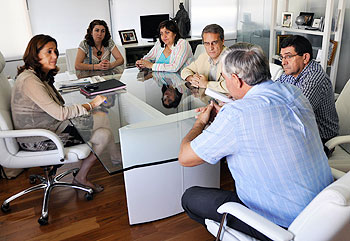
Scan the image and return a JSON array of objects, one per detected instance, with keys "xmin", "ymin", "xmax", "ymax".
[
  {"xmin": 299, "ymin": 12, "xmax": 314, "ymax": 26},
  {"xmin": 119, "ymin": 29, "xmax": 138, "ymax": 45},
  {"xmin": 328, "ymin": 40, "xmax": 338, "ymax": 65},
  {"xmin": 282, "ymin": 12, "xmax": 293, "ymax": 27},
  {"xmin": 312, "ymin": 18, "xmax": 321, "ymax": 28},
  {"xmin": 276, "ymin": 34, "xmax": 292, "ymax": 54}
]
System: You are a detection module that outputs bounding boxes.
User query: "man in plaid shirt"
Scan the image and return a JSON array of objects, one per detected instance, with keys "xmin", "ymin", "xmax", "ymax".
[{"xmin": 276, "ymin": 35, "xmax": 339, "ymax": 155}]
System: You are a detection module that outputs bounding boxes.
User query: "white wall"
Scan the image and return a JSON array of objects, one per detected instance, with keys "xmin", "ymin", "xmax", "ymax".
[
  {"xmin": 110, "ymin": 0, "xmax": 174, "ymax": 43},
  {"xmin": 189, "ymin": 0, "xmax": 238, "ymax": 39},
  {"xmin": 0, "ymin": 0, "xmax": 32, "ymax": 60},
  {"xmin": 27, "ymin": 0, "xmax": 111, "ymax": 54}
]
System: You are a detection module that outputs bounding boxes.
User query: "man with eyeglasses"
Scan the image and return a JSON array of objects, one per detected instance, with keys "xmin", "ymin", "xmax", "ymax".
[
  {"xmin": 179, "ymin": 43, "xmax": 332, "ymax": 241},
  {"xmin": 276, "ymin": 35, "xmax": 339, "ymax": 155},
  {"xmin": 181, "ymin": 24, "xmax": 228, "ymax": 93}
]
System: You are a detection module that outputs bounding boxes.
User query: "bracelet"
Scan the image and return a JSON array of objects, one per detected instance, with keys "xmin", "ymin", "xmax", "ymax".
[
  {"xmin": 87, "ymin": 102, "xmax": 93, "ymax": 111},
  {"xmin": 92, "ymin": 64, "xmax": 94, "ymax": 71}
]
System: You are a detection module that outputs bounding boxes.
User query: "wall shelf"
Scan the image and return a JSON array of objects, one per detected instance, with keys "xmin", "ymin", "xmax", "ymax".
[
  {"xmin": 269, "ymin": 0, "xmax": 345, "ymax": 89},
  {"xmin": 274, "ymin": 26, "xmax": 325, "ymax": 36}
]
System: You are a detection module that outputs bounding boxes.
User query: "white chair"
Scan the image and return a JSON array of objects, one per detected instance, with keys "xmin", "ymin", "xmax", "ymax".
[
  {"xmin": 194, "ymin": 44, "xmax": 205, "ymax": 60},
  {"xmin": 65, "ymin": 48, "xmax": 78, "ymax": 74},
  {"xmin": 0, "ymin": 50, "xmax": 93, "ymax": 225},
  {"xmin": 115, "ymin": 44, "xmax": 126, "ymax": 69},
  {"xmin": 56, "ymin": 55, "xmax": 67, "ymax": 73},
  {"xmin": 326, "ymin": 78, "xmax": 350, "ymax": 172},
  {"xmin": 205, "ymin": 168, "xmax": 350, "ymax": 241},
  {"xmin": 269, "ymin": 63, "xmax": 283, "ymax": 81}
]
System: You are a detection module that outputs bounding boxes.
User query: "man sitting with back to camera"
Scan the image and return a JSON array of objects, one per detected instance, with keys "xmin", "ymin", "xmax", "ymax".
[
  {"xmin": 179, "ymin": 42, "xmax": 333, "ymax": 240},
  {"xmin": 276, "ymin": 35, "xmax": 339, "ymax": 155},
  {"xmin": 181, "ymin": 24, "xmax": 228, "ymax": 93}
]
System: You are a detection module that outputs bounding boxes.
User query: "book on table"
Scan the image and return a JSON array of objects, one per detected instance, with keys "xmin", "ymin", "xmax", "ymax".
[{"xmin": 80, "ymin": 79, "xmax": 126, "ymax": 96}]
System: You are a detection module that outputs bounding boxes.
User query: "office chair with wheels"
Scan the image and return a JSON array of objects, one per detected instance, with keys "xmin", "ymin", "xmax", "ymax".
[
  {"xmin": 326, "ymin": 78, "xmax": 350, "ymax": 172},
  {"xmin": 0, "ymin": 50, "xmax": 93, "ymax": 225},
  {"xmin": 205, "ymin": 168, "xmax": 350, "ymax": 241}
]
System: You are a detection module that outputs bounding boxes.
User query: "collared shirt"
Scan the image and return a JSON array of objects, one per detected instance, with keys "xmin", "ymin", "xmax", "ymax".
[
  {"xmin": 208, "ymin": 51, "xmax": 224, "ymax": 81},
  {"xmin": 142, "ymin": 39, "xmax": 193, "ymax": 72},
  {"xmin": 277, "ymin": 60, "xmax": 339, "ymax": 140},
  {"xmin": 208, "ymin": 56, "xmax": 220, "ymax": 81},
  {"xmin": 191, "ymin": 80, "xmax": 333, "ymax": 227}
]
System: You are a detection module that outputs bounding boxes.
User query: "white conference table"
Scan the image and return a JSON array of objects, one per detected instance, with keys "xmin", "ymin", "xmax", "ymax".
[{"xmin": 57, "ymin": 68, "xmax": 220, "ymax": 225}]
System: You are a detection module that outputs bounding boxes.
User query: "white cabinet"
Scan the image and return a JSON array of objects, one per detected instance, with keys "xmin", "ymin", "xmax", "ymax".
[{"xmin": 269, "ymin": 0, "xmax": 345, "ymax": 89}]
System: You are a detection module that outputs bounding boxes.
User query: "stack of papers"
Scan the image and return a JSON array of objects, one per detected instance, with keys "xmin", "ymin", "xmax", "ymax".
[{"xmin": 57, "ymin": 76, "xmax": 106, "ymax": 93}]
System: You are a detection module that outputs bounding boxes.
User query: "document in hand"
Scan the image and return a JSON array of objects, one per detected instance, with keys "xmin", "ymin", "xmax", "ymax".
[
  {"xmin": 80, "ymin": 79, "xmax": 126, "ymax": 96},
  {"xmin": 205, "ymin": 88, "xmax": 233, "ymax": 103}
]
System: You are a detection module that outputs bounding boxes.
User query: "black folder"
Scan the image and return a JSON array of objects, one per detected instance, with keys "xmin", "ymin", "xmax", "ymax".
[{"xmin": 80, "ymin": 79, "xmax": 126, "ymax": 96}]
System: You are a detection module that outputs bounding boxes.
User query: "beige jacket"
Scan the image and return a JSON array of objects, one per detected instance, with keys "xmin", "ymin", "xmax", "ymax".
[
  {"xmin": 11, "ymin": 69, "xmax": 88, "ymax": 143},
  {"xmin": 180, "ymin": 50, "xmax": 228, "ymax": 93}
]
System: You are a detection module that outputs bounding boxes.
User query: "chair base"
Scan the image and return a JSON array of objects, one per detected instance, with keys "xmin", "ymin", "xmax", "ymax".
[{"xmin": 1, "ymin": 166, "xmax": 93, "ymax": 225}]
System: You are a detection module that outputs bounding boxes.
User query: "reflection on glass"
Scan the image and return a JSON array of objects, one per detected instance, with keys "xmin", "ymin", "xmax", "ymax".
[
  {"xmin": 184, "ymin": 81, "xmax": 211, "ymax": 105},
  {"xmin": 161, "ymin": 85, "xmax": 183, "ymax": 108},
  {"xmin": 67, "ymin": 68, "xmax": 213, "ymax": 174},
  {"xmin": 70, "ymin": 96, "xmax": 122, "ymax": 173},
  {"xmin": 77, "ymin": 68, "xmax": 123, "ymax": 79}
]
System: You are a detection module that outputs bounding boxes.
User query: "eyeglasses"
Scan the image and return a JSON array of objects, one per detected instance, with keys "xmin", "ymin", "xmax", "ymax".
[
  {"xmin": 278, "ymin": 54, "xmax": 299, "ymax": 61},
  {"xmin": 203, "ymin": 40, "xmax": 220, "ymax": 47}
]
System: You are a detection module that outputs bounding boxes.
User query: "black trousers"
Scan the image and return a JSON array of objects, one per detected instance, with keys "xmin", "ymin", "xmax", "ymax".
[{"xmin": 181, "ymin": 186, "xmax": 273, "ymax": 241}]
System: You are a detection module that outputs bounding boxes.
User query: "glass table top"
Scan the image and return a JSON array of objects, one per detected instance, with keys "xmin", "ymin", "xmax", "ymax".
[{"xmin": 60, "ymin": 68, "xmax": 211, "ymax": 174}]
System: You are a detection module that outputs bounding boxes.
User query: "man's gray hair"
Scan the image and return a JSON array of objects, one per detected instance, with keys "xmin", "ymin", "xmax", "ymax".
[
  {"xmin": 201, "ymin": 24, "xmax": 224, "ymax": 41},
  {"xmin": 221, "ymin": 42, "xmax": 271, "ymax": 86}
]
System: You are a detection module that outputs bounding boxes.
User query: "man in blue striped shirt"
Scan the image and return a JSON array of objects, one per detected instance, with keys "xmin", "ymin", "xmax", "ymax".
[
  {"xmin": 276, "ymin": 35, "xmax": 339, "ymax": 155},
  {"xmin": 179, "ymin": 42, "xmax": 333, "ymax": 241}
]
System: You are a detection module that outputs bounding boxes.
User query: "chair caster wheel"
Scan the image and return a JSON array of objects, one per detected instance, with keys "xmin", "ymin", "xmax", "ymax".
[
  {"xmin": 29, "ymin": 175, "xmax": 37, "ymax": 184},
  {"xmin": 85, "ymin": 192, "xmax": 93, "ymax": 201},
  {"xmin": 38, "ymin": 216, "xmax": 48, "ymax": 225},
  {"xmin": 1, "ymin": 203, "xmax": 10, "ymax": 213},
  {"xmin": 72, "ymin": 170, "xmax": 79, "ymax": 177}
]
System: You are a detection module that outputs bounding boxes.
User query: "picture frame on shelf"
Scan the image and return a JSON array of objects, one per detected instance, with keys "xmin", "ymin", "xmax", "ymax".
[
  {"xmin": 312, "ymin": 18, "xmax": 321, "ymax": 28},
  {"xmin": 318, "ymin": 17, "xmax": 325, "ymax": 31},
  {"xmin": 299, "ymin": 12, "xmax": 314, "ymax": 26},
  {"xmin": 276, "ymin": 34, "xmax": 292, "ymax": 55},
  {"xmin": 119, "ymin": 29, "xmax": 138, "ymax": 45},
  {"xmin": 328, "ymin": 40, "xmax": 338, "ymax": 65},
  {"xmin": 281, "ymin": 12, "xmax": 293, "ymax": 27}
]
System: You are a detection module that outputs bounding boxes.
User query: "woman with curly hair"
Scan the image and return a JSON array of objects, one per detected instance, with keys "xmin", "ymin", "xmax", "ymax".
[{"xmin": 75, "ymin": 19, "xmax": 124, "ymax": 77}]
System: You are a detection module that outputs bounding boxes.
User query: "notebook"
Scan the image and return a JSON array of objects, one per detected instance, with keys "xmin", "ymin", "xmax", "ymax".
[{"xmin": 80, "ymin": 79, "xmax": 126, "ymax": 96}]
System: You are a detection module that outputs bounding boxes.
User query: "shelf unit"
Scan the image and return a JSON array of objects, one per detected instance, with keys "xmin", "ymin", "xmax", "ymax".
[{"xmin": 269, "ymin": 0, "xmax": 345, "ymax": 89}]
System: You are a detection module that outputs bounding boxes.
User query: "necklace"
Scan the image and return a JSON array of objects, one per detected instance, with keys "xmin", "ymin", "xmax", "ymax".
[{"xmin": 95, "ymin": 45, "xmax": 102, "ymax": 56}]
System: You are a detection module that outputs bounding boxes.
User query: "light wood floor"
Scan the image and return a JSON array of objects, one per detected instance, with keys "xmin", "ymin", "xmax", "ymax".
[{"xmin": 0, "ymin": 161, "xmax": 233, "ymax": 240}]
